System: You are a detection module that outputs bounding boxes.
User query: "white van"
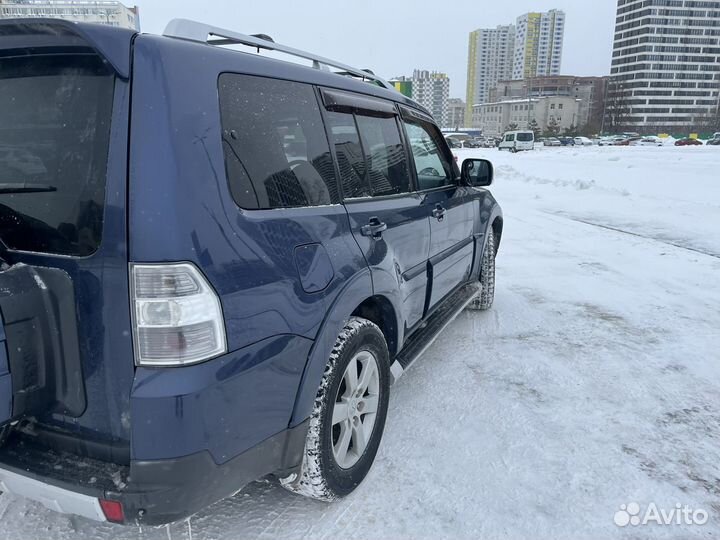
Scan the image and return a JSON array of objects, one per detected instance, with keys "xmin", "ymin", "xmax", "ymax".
[{"xmin": 498, "ymin": 130, "xmax": 534, "ymax": 152}]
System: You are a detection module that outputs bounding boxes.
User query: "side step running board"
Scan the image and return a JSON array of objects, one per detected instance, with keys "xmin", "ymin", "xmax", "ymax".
[{"xmin": 389, "ymin": 282, "xmax": 481, "ymax": 384}]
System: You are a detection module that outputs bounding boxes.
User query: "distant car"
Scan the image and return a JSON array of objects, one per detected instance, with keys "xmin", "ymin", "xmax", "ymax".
[
  {"xmin": 618, "ymin": 137, "xmax": 642, "ymax": 146},
  {"xmin": 445, "ymin": 133, "xmax": 474, "ymax": 147},
  {"xmin": 445, "ymin": 137, "xmax": 463, "ymax": 149},
  {"xmin": 636, "ymin": 136, "xmax": 664, "ymax": 147},
  {"xmin": 543, "ymin": 137, "xmax": 561, "ymax": 147},
  {"xmin": 498, "ymin": 130, "xmax": 534, "ymax": 152},
  {"xmin": 573, "ymin": 136, "xmax": 593, "ymax": 146},
  {"xmin": 463, "ymin": 138, "xmax": 484, "ymax": 149},
  {"xmin": 675, "ymin": 138, "xmax": 703, "ymax": 146},
  {"xmin": 597, "ymin": 137, "xmax": 617, "ymax": 146},
  {"xmin": 558, "ymin": 137, "xmax": 575, "ymax": 146},
  {"xmin": 707, "ymin": 137, "xmax": 720, "ymax": 146}
]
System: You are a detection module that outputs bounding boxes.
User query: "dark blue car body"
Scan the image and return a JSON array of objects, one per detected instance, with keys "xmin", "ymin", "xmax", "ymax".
[{"xmin": 0, "ymin": 19, "xmax": 502, "ymax": 524}]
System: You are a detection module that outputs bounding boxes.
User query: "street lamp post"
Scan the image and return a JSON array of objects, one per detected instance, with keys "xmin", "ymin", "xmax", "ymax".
[{"xmin": 527, "ymin": 76, "xmax": 532, "ymax": 127}]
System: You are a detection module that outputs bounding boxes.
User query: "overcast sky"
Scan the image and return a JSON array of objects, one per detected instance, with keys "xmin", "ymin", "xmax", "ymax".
[{"xmin": 138, "ymin": 0, "xmax": 617, "ymax": 98}]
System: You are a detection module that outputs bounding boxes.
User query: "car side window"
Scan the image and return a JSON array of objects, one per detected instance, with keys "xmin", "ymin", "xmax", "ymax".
[
  {"xmin": 326, "ymin": 111, "xmax": 411, "ymax": 199},
  {"xmin": 506, "ymin": 134, "xmax": 515, "ymax": 142},
  {"xmin": 355, "ymin": 115, "xmax": 410, "ymax": 197},
  {"xmin": 325, "ymin": 111, "xmax": 370, "ymax": 199},
  {"xmin": 218, "ymin": 74, "xmax": 339, "ymax": 209},
  {"xmin": 402, "ymin": 120, "xmax": 453, "ymax": 191}
]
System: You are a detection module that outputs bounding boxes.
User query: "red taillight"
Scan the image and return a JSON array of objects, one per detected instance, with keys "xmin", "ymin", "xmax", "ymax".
[{"xmin": 99, "ymin": 499, "xmax": 125, "ymax": 523}]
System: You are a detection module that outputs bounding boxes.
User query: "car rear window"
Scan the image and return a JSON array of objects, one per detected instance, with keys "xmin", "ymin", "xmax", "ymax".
[
  {"xmin": 516, "ymin": 132, "xmax": 534, "ymax": 142},
  {"xmin": 0, "ymin": 54, "xmax": 115, "ymax": 256}
]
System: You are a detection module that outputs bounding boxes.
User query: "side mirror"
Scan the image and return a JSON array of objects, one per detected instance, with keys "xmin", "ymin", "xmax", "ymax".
[{"xmin": 461, "ymin": 158, "xmax": 493, "ymax": 187}]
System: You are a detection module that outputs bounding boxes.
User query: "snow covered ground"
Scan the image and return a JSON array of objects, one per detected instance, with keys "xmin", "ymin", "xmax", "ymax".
[{"xmin": 1, "ymin": 145, "xmax": 719, "ymax": 539}]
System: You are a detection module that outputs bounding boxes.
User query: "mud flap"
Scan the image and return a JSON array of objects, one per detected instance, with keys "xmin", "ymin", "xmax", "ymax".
[{"xmin": 0, "ymin": 264, "xmax": 84, "ymax": 429}]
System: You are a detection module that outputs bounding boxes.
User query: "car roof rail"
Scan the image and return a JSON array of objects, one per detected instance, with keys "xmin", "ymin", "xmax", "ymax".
[{"xmin": 163, "ymin": 19, "xmax": 398, "ymax": 93}]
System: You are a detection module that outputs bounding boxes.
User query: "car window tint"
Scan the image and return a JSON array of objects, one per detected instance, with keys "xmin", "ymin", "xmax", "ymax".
[
  {"xmin": 403, "ymin": 121, "xmax": 452, "ymax": 191},
  {"xmin": 325, "ymin": 111, "xmax": 370, "ymax": 199},
  {"xmin": 219, "ymin": 74, "xmax": 339, "ymax": 209},
  {"xmin": 355, "ymin": 115, "xmax": 410, "ymax": 197},
  {"xmin": 0, "ymin": 54, "xmax": 114, "ymax": 256}
]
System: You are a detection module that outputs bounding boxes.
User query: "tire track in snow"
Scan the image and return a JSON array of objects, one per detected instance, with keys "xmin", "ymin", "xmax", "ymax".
[{"xmin": 548, "ymin": 211, "xmax": 720, "ymax": 260}]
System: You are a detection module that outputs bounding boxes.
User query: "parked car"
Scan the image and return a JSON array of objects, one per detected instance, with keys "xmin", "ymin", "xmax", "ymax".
[
  {"xmin": 558, "ymin": 137, "xmax": 575, "ymax": 146},
  {"xmin": 707, "ymin": 137, "xmax": 720, "ymax": 146},
  {"xmin": 618, "ymin": 137, "xmax": 642, "ymax": 146},
  {"xmin": 481, "ymin": 137, "xmax": 497, "ymax": 148},
  {"xmin": 0, "ymin": 18, "xmax": 503, "ymax": 525},
  {"xmin": 675, "ymin": 137, "xmax": 703, "ymax": 146},
  {"xmin": 445, "ymin": 137, "xmax": 463, "ymax": 149},
  {"xmin": 636, "ymin": 136, "xmax": 664, "ymax": 147},
  {"xmin": 445, "ymin": 133, "xmax": 474, "ymax": 147},
  {"xmin": 543, "ymin": 137, "xmax": 561, "ymax": 147},
  {"xmin": 498, "ymin": 130, "xmax": 534, "ymax": 152},
  {"xmin": 573, "ymin": 136, "xmax": 593, "ymax": 146},
  {"xmin": 463, "ymin": 138, "xmax": 484, "ymax": 149}
]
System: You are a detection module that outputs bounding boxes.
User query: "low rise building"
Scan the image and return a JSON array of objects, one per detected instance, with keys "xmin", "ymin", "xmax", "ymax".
[
  {"xmin": 490, "ymin": 75, "xmax": 608, "ymax": 132},
  {"xmin": 0, "ymin": 0, "xmax": 140, "ymax": 30},
  {"xmin": 473, "ymin": 95, "xmax": 581, "ymax": 137}
]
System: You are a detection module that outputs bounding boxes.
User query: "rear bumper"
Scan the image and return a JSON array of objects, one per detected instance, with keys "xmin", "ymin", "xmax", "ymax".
[
  {"xmin": 0, "ymin": 467, "xmax": 107, "ymax": 521},
  {"xmin": 0, "ymin": 419, "xmax": 308, "ymax": 525}
]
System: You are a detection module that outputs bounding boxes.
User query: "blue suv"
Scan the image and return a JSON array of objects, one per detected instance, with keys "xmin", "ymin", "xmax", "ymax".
[{"xmin": 0, "ymin": 19, "xmax": 503, "ymax": 524}]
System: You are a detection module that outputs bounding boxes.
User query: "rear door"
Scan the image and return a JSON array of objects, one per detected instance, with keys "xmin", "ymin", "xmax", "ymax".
[
  {"xmin": 400, "ymin": 110, "xmax": 475, "ymax": 311},
  {"xmin": 0, "ymin": 26, "xmax": 135, "ymax": 446},
  {"xmin": 322, "ymin": 89, "xmax": 430, "ymax": 335}
]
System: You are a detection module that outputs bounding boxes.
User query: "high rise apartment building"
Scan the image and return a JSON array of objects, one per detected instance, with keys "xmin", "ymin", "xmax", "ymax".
[
  {"xmin": 465, "ymin": 10, "xmax": 565, "ymax": 125},
  {"xmin": 609, "ymin": 0, "xmax": 720, "ymax": 133},
  {"xmin": 411, "ymin": 69, "xmax": 451, "ymax": 127},
  {"xmin": 465, "ymin": 25, "xmax": 516, "ymax": 124},
  {"xmin": 512, "ymin": 9, "xmax": 565, "ymax": 79}
]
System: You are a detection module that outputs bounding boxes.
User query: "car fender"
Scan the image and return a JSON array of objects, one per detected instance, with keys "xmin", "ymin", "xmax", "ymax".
[
  {"xmin": 474, "ymin": 198, "xmax": 503, "ymax": 279},
  {"xmin": 289, "ymin": 267, "xmax": 379, "ymax": 427}
]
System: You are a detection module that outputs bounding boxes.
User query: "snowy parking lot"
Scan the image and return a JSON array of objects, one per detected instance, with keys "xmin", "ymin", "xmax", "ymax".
[{"xmin": 1, "ymin": 146, "xmax": 719, "ymax": 539}]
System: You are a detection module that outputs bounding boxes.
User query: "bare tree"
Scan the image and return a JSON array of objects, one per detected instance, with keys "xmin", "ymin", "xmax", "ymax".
[{"xmin": 603, "ymin": 79, "xmax": 632, "ymax": 134}]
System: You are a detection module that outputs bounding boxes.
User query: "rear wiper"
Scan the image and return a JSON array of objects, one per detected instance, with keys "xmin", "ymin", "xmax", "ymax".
[{"xmin": 0, "ymin": 183, "xmax": 57, "ymax": 194}]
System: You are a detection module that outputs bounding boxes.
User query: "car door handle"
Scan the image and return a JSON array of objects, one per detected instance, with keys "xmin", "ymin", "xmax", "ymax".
[
  {"xmin": 360, "ymin": 217, "xmax": 388, "ymax": 239},
  {"xmin": 432, "ymin": 205, "xmax": 446, "ymax": 221}
]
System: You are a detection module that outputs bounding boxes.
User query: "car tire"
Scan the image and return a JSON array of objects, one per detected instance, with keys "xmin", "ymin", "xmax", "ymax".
[
  {"xmin": 468, "ymin": 229, "xmax": 496, "ymax": 311},
  {"xmin": 280, "ymin": 317, "xmax": 390, "ymax": 501},
  {"xmin": 511, "ymin": 147, "xmax": 517, "ymax": 153}
]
